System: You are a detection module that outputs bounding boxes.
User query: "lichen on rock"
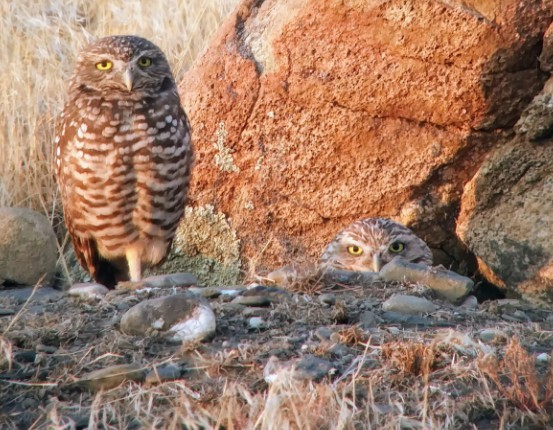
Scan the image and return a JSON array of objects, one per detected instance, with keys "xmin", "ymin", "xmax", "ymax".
[{"xmin": 148, "ymin": 205, "xmax": 242, "ymax": 286}]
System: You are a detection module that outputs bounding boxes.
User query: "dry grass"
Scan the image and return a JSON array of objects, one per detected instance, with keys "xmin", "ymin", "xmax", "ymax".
[{"xmin": 0, "ymin": 0, "xmax": 238, "ymax": 211}]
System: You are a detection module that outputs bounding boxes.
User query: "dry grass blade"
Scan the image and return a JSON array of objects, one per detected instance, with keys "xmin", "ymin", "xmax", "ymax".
[{"xmin": 1, "ymin": 0, "xmax": 239, "ymax": 212}]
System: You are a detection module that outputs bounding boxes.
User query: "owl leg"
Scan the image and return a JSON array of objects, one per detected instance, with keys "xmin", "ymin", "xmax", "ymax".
[{"xmin": 126, "ymin": 246, "xmax": 142, "ymax": 282}]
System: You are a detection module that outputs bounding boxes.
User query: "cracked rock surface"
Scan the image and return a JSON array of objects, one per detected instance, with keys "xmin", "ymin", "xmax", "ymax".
[{"xmin": 179, "ymin": 0, "xmax": 552, "ymax": 282}]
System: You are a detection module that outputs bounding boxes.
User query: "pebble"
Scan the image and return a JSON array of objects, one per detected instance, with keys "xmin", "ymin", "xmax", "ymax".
[
  {"xmin": 315, "ymin": 327, "xmax": 333, "ymax": 341},
  {"xmin": 141, "ymin": 273, "xmax": 198, "ymax": 288},
  {"xmin": 248, "ymin": 317, "xmax": 266, "ymax": 330},
  {"xmin": 67, "ymin": 283, "xmax": 109, "ymax": 299},
  {"xmin": 382, "ymin": 294, "xmax": 438, "ymax": 315},
  {"xmin": 379, "ymin": 258, "xmax": 473, "ymax": 304},
  {"xmin": 231, "ymin": 295, "xmax": 271, "ymax": 307},
  {"xmin": 188, "ymin": 286, "xmax": 245, "ymax": 298},
  {"xmin": 0, "ymin": 286, "xmax": 63, "ymax": 304},
  {"xmin": 479, "ymin": 328, "xmax": 507, "ymax": 344},
  {"xmin": 536, "ymin": 353, "xmax": 551, "ymax": 364},
  {"xmin": 120, "ymin": 293, "xmax": 216, "ymax": 343},
  {"xmin": 241, "ymin": 307, "xmax": 270, "ymax": 317},
  {"xmin": 322, "ymin": 268, "xmax": 381, "ymax": 286},
  {"xmin": 460, "ymin": 295, "xmax": 478, "ymax": 310},
  {"xmin": 145, "ymin": 363, "xmax": 181, "ymax": 384},
  {"xmin": 358, "ymin": 310, "xmax": 379, "ymax": 329},
  {"xmin": 0, "ymin": 308, "xmax": 15, "ymax": 316},
  {"xmin": 77, "ymin": 363, "xmax": 146, "ymax": 391},
  {"xmin": 294, "ymin": 355, "xmax": 335, "ymax": 381},
  {"xmin": 381, "ymin": 312, "xmax": 433, "ymax": 326},
  {"xmin": 318, "ymin": 293, "xmax": 336, "ymax": 306}
]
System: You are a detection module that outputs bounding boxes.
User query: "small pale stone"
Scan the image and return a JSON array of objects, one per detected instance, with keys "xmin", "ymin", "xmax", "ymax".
[
  {"xmin": 479, "ymin": 328, "xmax": 507, "ymax": 344},
  {"xmin": 141, "ymin": 273, "xmax": 198, "ymax": 288},
  {"xmin": 536, "ymin": 353, "xmax": 551, "ymax": 364},
  {"xmin": 382, "ymin": 294, "xmax": 438, "ymax": 315},
  {"xmin": 318, "ymin": 293, "xmax": 336, "ymax": 306},
  {"xmin": 248, "ymin": 317, "xmax": 266, "ymax": 329},
  {"xmin": 120, "ymin": 293, "xmax": 216, "ymax": 343},
  {"xmin": 77, "ymin": 363, "xmax": 145, "ymax": 391},
  {"xmin": 460, "ymin": 295, "xmax": 478, "ymax": 310},
  {"xmin": 68, "ymin": 283, "xmax": 109, "ymax": 299},
  {"xmin": 379, "ymin": 258, "xmax": 473, "ymax": 304}
]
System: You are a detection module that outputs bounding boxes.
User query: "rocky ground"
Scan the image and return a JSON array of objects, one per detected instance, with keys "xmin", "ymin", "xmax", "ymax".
[{"xmin": 1, "ymin": 274, "xmax": 553, "ymax": 429}]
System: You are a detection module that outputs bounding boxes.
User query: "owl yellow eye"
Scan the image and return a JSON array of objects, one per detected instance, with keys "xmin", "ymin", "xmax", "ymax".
[
  {"xmin": 95, "ymin": 60, "xmax": 113, "ymax": 71},
  {"xmin": 347, "ymin": 245, "xmax": 363, "ymax": 256},
  {"xmin": 389, "ymin": 242, "xmax": 405, "ymax": 253},
  {"xmin": 138, "ymin": 57, "xmax": 152, "ymax": 68}
]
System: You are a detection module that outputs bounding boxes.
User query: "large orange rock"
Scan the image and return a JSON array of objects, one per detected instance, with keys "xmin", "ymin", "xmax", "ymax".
[{"xmin": 179, "ymin": 0, "xmax": 551, "ymax": 276}]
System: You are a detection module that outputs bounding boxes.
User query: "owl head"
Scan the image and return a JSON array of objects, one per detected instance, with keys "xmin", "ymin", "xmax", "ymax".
[
  {"xmin": 319, "ymin": 218, "xmax": 433, "ymax": 272},
  {"xmin": 69, "ymin": 35, "xmax": 175, "ymax": 95}
]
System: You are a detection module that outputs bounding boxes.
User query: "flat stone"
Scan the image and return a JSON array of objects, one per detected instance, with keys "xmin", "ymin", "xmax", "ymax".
[
  {"xmin": 318, "ymin": 293, "xmax": 336, "ymax": 306},
  {"xmin": 381, "ymin": 312, "xmax": 433, "ymax": 326},
  {"xmin": 321, "ymin": 268, "xmax": 381, "ymax": 286},
  {"xmin": 120, "ymin": 293, "xmax": 216, "ymax": 343},
  {"xmin": 0, "ymin": 308, "xmax": 15, "ymax": 316},
  {"xmin": 141, "ymin": 273, "xmax": 198, "ymax": 288},
  {"xmin": 379, "ymin": 258, "xmax": 473, "ymax": 304},
  {"xmin": 77, "ymin": 363, "xmax": 146, "ymax": 391},
  {"xmin": 67, "ymin": 283, "xmax": 109, "ymax": 299},
  {"xmin": 0, "ymin": 286, "xmax": 63, "ymax": 304},
  {"xmin": 231, "ymin": 295, "xmax": 271, "ymax": 307},
  {"xmin": 294, "ymin": 355, "xmax": 335, "ymax": 381},
  {"xmin": 382, "ymin": 294, "xmax": 438, "ymax": 315}
]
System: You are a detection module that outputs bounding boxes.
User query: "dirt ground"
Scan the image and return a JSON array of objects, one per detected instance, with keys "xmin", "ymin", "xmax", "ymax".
[{"xmin": 1, "ymin": 279, "xmax": 553, "ymax": 429}]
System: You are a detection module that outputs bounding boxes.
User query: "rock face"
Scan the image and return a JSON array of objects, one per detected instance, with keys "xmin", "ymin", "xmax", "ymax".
[
  {"xmin": 179, "ymin": 1, "xmax": 552, "ymax": 281},
  {"xmin": 457, "ymin": 135, "xmax": 553, "ymax": 305},
  {"xmin": 0, "ymin": 207, "xmax": 57, "ymax": 286}
]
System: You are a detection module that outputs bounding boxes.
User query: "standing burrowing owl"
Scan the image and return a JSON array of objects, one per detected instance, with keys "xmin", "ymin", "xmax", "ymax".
[
  {"xmin": 319, "ymin": 218, "xmax": 433, "ymax": 272},
  {"xmin": 54, "ymin": 35, "xmax": 192, "ymax": 288}
]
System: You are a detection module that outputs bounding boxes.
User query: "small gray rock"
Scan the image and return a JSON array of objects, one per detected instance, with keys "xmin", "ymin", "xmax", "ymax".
[
  {"xmin": 0, "ymin": 207, "xmax": 58, "ymax": 286},
  {"xmin": 536, "ymin": 353, "xmax": 551, "ymax": 364},
  {"xmin": 460, "ymin": 295, "xmax": 478, "ymax": 310},
  {"xmin": 294, "ymin": 355, "xmax": 335, "ymax": 381},
  {"xmin": 0, "ymin": 308, "xmax": 15, "ymax": 316},
  {"xmin": 358, "ymin": 310, "xmax": 379, "ymax": 328},
  {"xmin": 232, "ymin": 295, "xmax": 271, "ymax": 307},
  {"xmin": 382, "ymin": 294, "xmax": 438, "ymax": 315},
  {"xmin": 318, "ymin": 293, "xmax": 336, "ymax": 306},
  {"xmin": 68, "ymin": 283, "xmax": 109, "ymax": 299},
  {"xmin": 248, "ymin": 317, "xmax": 266, "ymax": 330},
  {"xmin": 479, "ymin": 328, "xmax": 507, "ymax": 344},
  {"xmin": 140, "ymin": 273, "xmax": 198, "ymax": 288},
  {"xmin": 145, "ymin": 363, "xmax": 181, "ymax": 384},
  {"xmin": 315, "ymin": 327, "xmax": 333, "ymax": 341},
  {"xmin": 0, "ymin": 286, "xmax": 63, "ymax": 304},
  {"xmin": 120, "ymin": 293, "xmax": 216, "ymax": 343},
  {"xmin": 77, "ymin": 363, "xmax": 146, "ymax": 391}
]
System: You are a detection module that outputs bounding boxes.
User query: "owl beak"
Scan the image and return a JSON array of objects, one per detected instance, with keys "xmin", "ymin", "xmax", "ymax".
[
  {"xmin": 123, "ymin": 68, "xmax": 133, "ymax": 92},
  {"xmin": 372, "ymin": 253, "xmax": 382, "ymax": 273}
]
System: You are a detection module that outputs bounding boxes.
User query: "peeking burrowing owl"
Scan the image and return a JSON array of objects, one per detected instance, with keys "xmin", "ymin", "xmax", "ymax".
[
  {"xmin": 54, "ymin": 35, "xmax": 192, "ymax": 288},
  {"xmin": 319, "ymin": 218, "xmax": 433, "ymax": 272}
]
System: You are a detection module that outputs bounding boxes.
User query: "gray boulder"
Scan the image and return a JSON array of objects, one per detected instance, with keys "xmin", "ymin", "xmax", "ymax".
[{"xmin": 0, "ymin": 207, "xmax": 57, "ymax": 286}]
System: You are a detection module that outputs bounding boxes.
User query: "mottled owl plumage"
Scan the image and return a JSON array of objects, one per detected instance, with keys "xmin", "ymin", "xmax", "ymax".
[
  {"xmin": 54, "ymin": 35, "xmax": 192, "ymax": 288},
  {"xmin": 319, "ymin": 218, "xmax": 433, "ymax": 272}
]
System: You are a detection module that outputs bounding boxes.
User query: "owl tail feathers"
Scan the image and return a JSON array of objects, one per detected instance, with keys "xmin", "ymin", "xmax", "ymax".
[{"xmin": 71, "ymin": 236, "xmax": 128, "ymax": 289}]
